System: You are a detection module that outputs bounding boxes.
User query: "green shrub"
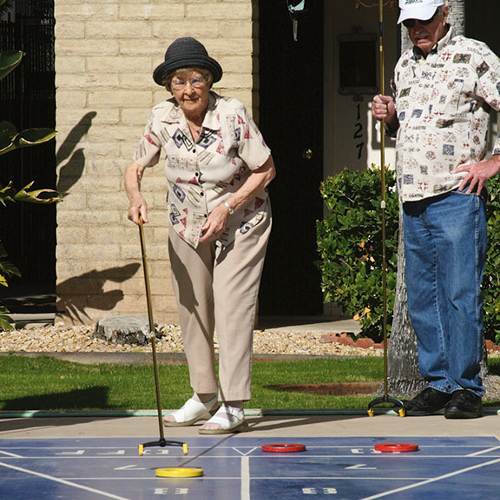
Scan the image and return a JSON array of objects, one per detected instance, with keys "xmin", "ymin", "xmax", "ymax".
[
  {"xmin": 317, "ymin": 167, "xmax": 499, "ymax": 343},
  {"xmin": 484, "ymin": 175, "xmax": 499, "ymax": 343}
]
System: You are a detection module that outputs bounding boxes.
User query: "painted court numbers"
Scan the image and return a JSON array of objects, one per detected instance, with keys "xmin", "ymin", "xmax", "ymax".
[
  {"xmin": 345, "ymin": 464, "xmax": 376, "ymax": 470},
  {"xmin": 154, "ymin": 488, "xmax": 189, "ymax": 495},
  {"xmin": 53, "ymin": 448, "xmax": 170, "ymax": 456},
  {"xmin": 143, "ymin": 448, "xmax": 170, "ymax": 455},
  {"xmin": 114, "ymin": 464, "xmax": 146, "ymax": 471},
  {"xmin": 302, "ymin": 487, "xmax": 338, "ymax": 495},
  {"xmin": 351, "ymin": 448, "xmax": 382, "ymax": 455}
]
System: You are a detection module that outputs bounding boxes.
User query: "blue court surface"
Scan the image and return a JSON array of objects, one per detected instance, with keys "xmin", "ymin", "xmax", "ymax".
[{"xmin": 1, "ymin": 436, "xmax": 499, "ymax": 499}]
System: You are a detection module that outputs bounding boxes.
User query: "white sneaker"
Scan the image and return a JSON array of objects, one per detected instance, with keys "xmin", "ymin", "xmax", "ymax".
[{"xmin": 163, "ymin": 396, "xmax": 218, "ymax": 427}]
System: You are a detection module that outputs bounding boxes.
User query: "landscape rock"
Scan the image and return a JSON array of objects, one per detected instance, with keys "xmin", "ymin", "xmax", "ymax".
[
  {"xmin": 336, "ymin": 336, "xmax": 355, "ymax": 346},
  {"xmin": 94, "ymin": 316, "xmax": 155, "ymax": 345},
  {"xmin": 355, "ymin": 338, "xmax": 375, "ymax": 349}
]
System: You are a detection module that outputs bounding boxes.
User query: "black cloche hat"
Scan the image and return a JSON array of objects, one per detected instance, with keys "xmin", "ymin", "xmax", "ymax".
[{"xmin": 153, "ymin": 37, "xmax": 223, "ymax": 86}]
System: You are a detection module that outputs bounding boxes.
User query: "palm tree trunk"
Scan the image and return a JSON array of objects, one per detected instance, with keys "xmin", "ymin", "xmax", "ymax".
[{"xmin": 387, "ymin": 211, "xmax": 425, "ymax": 395}]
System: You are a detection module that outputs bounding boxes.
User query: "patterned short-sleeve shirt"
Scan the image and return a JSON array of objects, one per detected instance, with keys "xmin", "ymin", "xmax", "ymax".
[
  {"xmin": 393, "ymin": 28, "xmax": 500, "ymax": 201},
  {"xmin": 134, "ymin": 92, "xmax": 271, "ymax": 248}
]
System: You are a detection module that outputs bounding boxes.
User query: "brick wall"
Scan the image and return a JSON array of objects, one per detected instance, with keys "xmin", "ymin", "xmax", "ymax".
[{"xmin": 55, "ymin": 0, "xmax": 258, "ymax": 323}]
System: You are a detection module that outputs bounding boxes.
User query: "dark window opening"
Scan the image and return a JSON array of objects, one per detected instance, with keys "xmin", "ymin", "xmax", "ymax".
[{"xmin": 0, "ymin": 0, "xmax": 56, "ymax": 315}]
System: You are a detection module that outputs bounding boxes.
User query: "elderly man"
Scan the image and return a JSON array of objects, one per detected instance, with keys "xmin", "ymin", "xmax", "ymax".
[{"xmin": 372, "ymin": 0, "xmax": 500, "ymax": 418}]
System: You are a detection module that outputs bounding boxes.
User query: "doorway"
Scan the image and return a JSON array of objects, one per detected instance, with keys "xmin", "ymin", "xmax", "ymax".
[
  {"xmin": 258, "ymin": 1, "xmax": 324, "ymax": 316},
  {"xmin": 0, "ymin": 0, "xmax": 56, "ymax": 313}
]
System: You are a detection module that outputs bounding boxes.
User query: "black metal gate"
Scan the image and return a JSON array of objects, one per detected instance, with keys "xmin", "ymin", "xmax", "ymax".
[{"xmin": 0, "ymin": 0, "xmax": 56, "ymax": 298}]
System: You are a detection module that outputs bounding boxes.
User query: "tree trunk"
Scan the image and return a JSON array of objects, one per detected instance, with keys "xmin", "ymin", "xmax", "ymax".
[
  {"xmin": 449, "ymin": 0, "xmax": 465, "ymax": 34},
  {"xmin": 386, "ymin": 0, "xmax": 494, "ymax": 397},
  {"xmin": 387, "ymin": 212, "xmax": 425, "ymax": 395}
]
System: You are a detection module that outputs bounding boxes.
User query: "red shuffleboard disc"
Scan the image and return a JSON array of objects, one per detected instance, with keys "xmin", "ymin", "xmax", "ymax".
[
  {"xmin": 374, "ymin": 443, "xmax": 419, "ymax": 453},
  {"xmin": 261, "ymin": 443, "xmax": 306, "ymax": 453}
]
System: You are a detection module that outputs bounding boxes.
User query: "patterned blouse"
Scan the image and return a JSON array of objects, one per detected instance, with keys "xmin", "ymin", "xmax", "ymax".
[
  {"xmin": 134, "ymin": 92, "xmax": 271, "ymax": 248},
  {"xmin": 392, "ymin": 28, "xmax": 500, "ymax": 201}
]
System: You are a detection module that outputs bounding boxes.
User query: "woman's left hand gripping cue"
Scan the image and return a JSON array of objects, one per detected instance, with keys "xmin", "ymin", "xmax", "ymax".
[{"xmin": 199, "ymin": 204, "xmax": 230, "ymax": 243}]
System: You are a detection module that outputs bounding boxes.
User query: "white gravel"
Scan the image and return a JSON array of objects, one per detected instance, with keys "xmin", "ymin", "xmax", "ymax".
[{"xmin": 0, "ymin": 323, "xmax": 382, "ymax": 357}]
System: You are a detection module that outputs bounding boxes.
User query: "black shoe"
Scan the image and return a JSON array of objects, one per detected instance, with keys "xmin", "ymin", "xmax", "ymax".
[
  {"xmin": 404, "ymin": 387, "xmax": 452, "ymax": 416},
  {"xmin": 444, "ymin": 390, "xmax": 483, "ymax": 419}
]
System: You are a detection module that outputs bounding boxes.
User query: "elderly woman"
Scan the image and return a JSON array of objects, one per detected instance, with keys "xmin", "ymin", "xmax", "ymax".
[{"xmin": 124, "ymin": 37, "xmax": 275, "ymax": 434}]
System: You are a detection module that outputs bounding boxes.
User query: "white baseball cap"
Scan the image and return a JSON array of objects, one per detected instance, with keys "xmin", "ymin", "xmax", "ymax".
[{"xmin": 398, "ymin": 0, "xmax": 445, "ymax": 24}]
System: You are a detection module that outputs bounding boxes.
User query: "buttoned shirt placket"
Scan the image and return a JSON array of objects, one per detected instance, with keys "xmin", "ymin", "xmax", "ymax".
[{"xmin": 161, "ymin": 109, "xmax": 208, "ymax": 247}]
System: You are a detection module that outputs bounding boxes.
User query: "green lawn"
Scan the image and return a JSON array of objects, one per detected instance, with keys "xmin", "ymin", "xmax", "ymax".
[{"xmin": 0, "ymin": 355, "xmax": 498, "ymax": 411}]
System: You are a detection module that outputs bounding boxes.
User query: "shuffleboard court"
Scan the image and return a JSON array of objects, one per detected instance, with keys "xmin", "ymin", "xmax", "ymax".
[{"xmin": 1, "ymin": 436, "xmax": 499, "ymax": 499}]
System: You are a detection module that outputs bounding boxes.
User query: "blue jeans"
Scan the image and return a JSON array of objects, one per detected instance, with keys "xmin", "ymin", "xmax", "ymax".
[{"xmin": 403, "ymin": 191, "xmax": 487, "ymax": 397}]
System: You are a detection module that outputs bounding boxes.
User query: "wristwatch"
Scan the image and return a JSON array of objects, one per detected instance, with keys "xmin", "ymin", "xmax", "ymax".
[{"xmin": 223, "ymin": 201, "xmax": 234, "ymax": 215}]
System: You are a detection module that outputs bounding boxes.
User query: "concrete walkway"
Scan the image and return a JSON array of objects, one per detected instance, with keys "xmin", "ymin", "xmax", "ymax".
[
  {"xmin": 258, "ymin": 317, "xmax": 361, "ymax": 334},
  {"xmin": 1, "ymin": 413, "xmax": 498, "ymax": 440},
  {"xmin": 10, "ymin": 315, "xmax": 361, "ymax": 334}
]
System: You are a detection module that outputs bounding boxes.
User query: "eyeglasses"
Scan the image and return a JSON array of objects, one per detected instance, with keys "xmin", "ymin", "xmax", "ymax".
[
  {"xmin": 171, "ymin": 76, "xmax": 206, "ymax": 90},
  {"xmin": 402, "ymin": 9, "xmax": 440, "ymax": 28}
]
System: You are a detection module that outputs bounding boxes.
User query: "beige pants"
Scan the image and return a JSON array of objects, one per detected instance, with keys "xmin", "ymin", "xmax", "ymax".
[{"xmin": 168, "ymin": 209, "xmax": 271, "ymax": 402}]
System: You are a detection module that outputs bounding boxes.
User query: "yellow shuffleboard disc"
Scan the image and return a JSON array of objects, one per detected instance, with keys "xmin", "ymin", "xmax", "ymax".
[{"xmin": 155, "ymin": 467, "xmax": 204, "ymax": 478}]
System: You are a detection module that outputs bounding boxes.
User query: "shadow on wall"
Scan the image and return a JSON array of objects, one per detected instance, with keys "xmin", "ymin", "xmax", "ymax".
[
  {"xmin": 57, "ymin": 263, "xmax": 141, "ymax": 324},
  {"xmin": 56, "ymin": 111, "xmax": 96, "ymax": 193},
  {"xmin": 55, "ymin": 113, "xmax": 142, "ymax": 322}
]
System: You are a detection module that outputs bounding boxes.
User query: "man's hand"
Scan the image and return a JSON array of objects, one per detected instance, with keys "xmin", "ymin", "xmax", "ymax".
[
  {"xmin": 372, "ymin": 94, "xmax": 397, "ymax": 125},
  {"xmin": 199, "ymin": 204, "xmax": 230, "ymax": 243},
  {"xmin": 453, "ymin": 158, "xmax": 500, "ymax": 195}
]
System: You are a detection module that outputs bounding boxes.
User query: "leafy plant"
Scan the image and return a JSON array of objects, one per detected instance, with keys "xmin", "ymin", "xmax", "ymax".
[
  {"xmin": 0, "ymin": 47, "xmax": 61, "ymax": 330},
  {"xmin": 0, "ymin": 0, "xmax": 10, "ymax": 13},
  {"xmin": 317, "ymin": 167, "xmax": 398, "ymax": 342},
  {"xmin": 317, "ymin": 167, "xmax": 499, "ymax": 343},
  {"xmin": 484, "ymin": 175, "xmax": 500, "ymax": 343}
]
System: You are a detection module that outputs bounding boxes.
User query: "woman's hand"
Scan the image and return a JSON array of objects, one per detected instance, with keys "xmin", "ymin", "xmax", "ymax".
[
  {"xmin": 198, "ymin": 156, "xmax": 275, "ymax": 244},
  {"xmin": 124, "ymin": 161, "xmax": 148, "ymax": 225},
  {"xmin": 199, "ymin": 204, "xmax": 230, "ymax": 243},
  {"xmin": 128, "ymin": 194, "xmax": 148, "ymax": 225}
]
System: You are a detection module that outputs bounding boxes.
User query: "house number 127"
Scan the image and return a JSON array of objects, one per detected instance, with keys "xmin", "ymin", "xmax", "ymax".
[{"xmin": 354, "ymin": 103, "xmax": 365, "ymax": 160}]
